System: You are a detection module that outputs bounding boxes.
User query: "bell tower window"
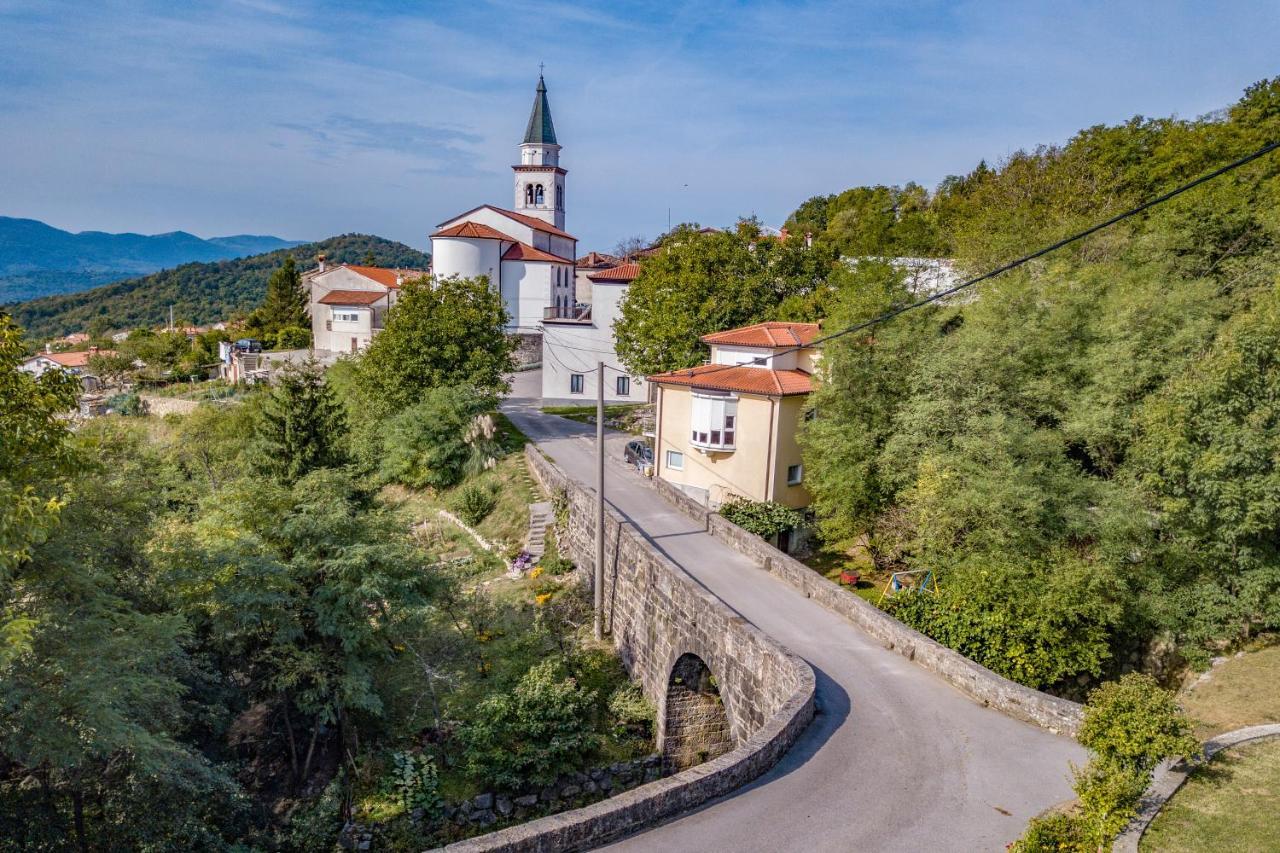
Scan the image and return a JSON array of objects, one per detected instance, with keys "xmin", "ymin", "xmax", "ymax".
[
  {"xmin": 535, "ymin": 184, "xmax": 545, "ymax": 206},
  {"xmin": 525, "ymin": 184, "xmax": 534, "ymax": 205},
  {"xmin": 556, "ymin": 185, "xmax": 563, "ymax": 209}
]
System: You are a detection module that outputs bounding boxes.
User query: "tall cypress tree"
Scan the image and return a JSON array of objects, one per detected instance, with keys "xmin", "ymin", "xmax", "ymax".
[{"xmin": 257, "ymin": 256, "xmax": 308, "ymax": 336}]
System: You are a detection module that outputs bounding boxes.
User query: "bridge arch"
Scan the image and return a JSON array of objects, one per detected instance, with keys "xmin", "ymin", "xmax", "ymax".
[{"xmin": 662, "ymin": 652, "xmax": 735, "ymax": 770}]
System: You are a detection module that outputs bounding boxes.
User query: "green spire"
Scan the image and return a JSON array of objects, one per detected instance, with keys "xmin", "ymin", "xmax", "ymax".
[{"xmin": 522, "ymin": 74, "xmax": 557, "ymax": 145}]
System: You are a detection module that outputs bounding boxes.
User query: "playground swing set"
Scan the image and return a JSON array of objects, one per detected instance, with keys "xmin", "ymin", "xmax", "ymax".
[{"xmin": 876, "ymin": 568, "xmax": 939, "ymax": 606}]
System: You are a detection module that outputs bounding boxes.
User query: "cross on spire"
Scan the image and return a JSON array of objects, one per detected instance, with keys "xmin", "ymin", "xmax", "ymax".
[{"xmin": 539, "ymin": 62, "xmax": 545, "ymax": 75}]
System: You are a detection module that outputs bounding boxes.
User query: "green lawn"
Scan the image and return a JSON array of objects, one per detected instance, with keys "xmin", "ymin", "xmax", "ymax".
[
  {"xmin": 1178, "ymin": 643, "xmax": 1280, "ymax": 738},
  {"xmin": 541, "ymin": 403, "xmax": 648, "ymax": 434},
  {"xmin": 1140, "ymin": 737, "xmax": 1280, "ymax": 852}
]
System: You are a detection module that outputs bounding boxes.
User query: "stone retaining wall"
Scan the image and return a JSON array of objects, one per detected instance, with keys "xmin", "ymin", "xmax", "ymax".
[
  {"xmin": 661, "ymin": 482, "xmax": 1084, "ymax": 737},
  {"xmin": 435, "ymin": 448, "xmax": 816, "ymax": 852},
  {"xmin": 139, "ymin": 394, "xmax": 201, "ymax": 416}
]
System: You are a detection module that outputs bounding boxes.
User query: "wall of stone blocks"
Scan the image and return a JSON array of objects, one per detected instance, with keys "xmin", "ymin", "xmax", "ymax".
[{"xmin": 441, "ymin": 447, "xmax": 816, "ymax": 852}]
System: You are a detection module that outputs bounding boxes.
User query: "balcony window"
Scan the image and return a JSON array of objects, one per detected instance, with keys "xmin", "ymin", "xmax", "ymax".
[{"xmin": 690, "ymin": 392, "xmax": 738, "ymax": 451}]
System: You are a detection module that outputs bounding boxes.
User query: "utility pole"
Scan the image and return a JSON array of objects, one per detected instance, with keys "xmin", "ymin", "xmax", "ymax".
[
  {"xmin": 168, "ymin": 305, "xmax": 174, "ymax": 332},
  {"xmin": 594, "ymin": 361, "xmax": 605, "ymax": 640}
]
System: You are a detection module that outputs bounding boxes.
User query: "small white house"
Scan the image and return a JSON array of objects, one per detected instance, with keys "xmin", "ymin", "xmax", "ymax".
[
  {"xmin": 20, "ymin": 348, "xmax": 112, "ymax": 391},
  {"xmin": 540, "ymin": 261, "xmax": 645, "ymax": 406},
  {"xmin": 306, "ymin": 263, "xmax": 426, "ymax": 354}
]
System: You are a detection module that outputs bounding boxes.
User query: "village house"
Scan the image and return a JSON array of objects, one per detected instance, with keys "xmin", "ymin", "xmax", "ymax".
[
  {"xmin": 19, "ymin": 346, "xmax": 115, "ymax": 391},
  {"xmin": 540, "ymin": 261, "xmax": 646, "ymax": 406},
  {"xmin": 648, "ymin": 321, "xmax": 819, "ymax": 511},
  {"xmin": 306, "ymin": 260, "xmax": 426, "ymax": 354}
]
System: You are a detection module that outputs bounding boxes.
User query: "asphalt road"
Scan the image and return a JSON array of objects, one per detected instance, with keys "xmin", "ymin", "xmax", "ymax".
[{"xmin": 503, "ymin": 370, "xmax": 1085, "ymax": 852}]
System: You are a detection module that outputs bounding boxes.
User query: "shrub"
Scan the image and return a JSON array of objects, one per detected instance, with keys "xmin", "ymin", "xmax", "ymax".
[
  {"xmin": 607, "ymin": 682, "xmax": 655, "ymax": 739},
  {"xmin": 108, "ymin": 391, "xmax": 149, "ymax": 416},
  {"xmin": 457, "ymin": 658, "xmax": 598, "ymax": 790},
  {"xmin": 376, "ymin": 386, "xmax": 496, "ymax": 489},
  {"xmin": 389, "ymin": 751, "xmax": 443, "ymax": 820},
  {"xmin": 1078, "ymin": 672, "xmax": 1199, "ymax": 776},
  {"xmin": 542, "ymin": 555, "xmax": 575, "ymax": 576},
  {"xmin": 1011, "ymin": 812, "xmax": 1094, "ymax": 852},
  {"xmin": 274, "ymin": 325, "xmax": 312, "ymax": 350},
  {"xmin": 719, "ymin": 497, "xmax": 804, "ymax": 540},
  {"xmin": 452, "ymin": 482, "xmax": 496, "ymax": 526}
]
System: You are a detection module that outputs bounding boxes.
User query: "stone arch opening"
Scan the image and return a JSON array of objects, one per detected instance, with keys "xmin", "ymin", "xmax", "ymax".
[{"xmin": 663, "ymin": 653, "xmax": 734, "ymax": 771}]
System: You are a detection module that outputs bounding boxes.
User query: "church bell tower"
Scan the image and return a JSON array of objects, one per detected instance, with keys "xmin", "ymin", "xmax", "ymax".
[{"xmin": 513, "ymin": 73, "xmax": 566, "ymax": 231}]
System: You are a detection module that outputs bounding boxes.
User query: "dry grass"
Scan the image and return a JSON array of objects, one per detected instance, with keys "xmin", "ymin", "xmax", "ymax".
[
  {"xmin": 1140, "ymin": 737, "xmax": 1280, "ymax": 852},
  {"xmin": 1178, "ymin": 643, "xmax": 1280, "ymax": 739}
]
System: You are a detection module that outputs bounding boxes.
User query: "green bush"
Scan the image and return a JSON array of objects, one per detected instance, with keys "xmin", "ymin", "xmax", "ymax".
[
  {"xmin": 457, "ymin": 658, "xmax": 598, "ymax": 790},
  {"xmin": 885, "ymin": 554, "xmax": 1119, "ymax": 690},
  {"xmin": 452, "ymin": 482, "xmax": 497, "ymax": 526},
  {"xmin": 607, "ymin": 682, "xmax": 655, "ymax": 739},
  {"xmin": 390, "ymin": 751, "xmax": 443, "ymax": 820},
  {"xmin": 719, "ymin": 497, "xmax": 804, "ymax": 540},
  {"xmin": 274, "ymin": 325, "xmax": 312, "ymax": 350},
  {"xmin": 376, "ymin": 386, "xmax": 495, "ymax": 489},
  {"xmin": 1079, "ymin": 672, "xmax": 1199, "ymax": 775},
  {"xmin": 1011, "ymin": 812, "xmax": 1094, "ymax": 852},
  {"xmin": 541, "ymin": 554, "xmax": 575, "ymax": 576}
]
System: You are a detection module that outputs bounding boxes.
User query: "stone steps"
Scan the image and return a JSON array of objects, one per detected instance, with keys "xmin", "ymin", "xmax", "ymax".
[{"xmin": 525, "ymin": 501, "xmax": 554, "ymax": 560}]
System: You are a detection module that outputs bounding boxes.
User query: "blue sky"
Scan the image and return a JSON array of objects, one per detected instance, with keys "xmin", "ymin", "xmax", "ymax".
[{"xmin": 0, "ymin": 1, "xmax": 1276, "ymax": 254}]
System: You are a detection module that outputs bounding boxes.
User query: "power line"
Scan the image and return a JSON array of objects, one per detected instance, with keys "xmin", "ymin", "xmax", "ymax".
[{"xmin": 671, "ymin": 138, "xmax": 1280, "ymax": 380}]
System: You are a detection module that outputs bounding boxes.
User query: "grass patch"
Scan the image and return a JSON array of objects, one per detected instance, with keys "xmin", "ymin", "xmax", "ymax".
[
  {"xmin": 802, "ymin": 540, "xmax": 891, "ymax": 606},
  {"xmin": 1178, "ymin": 642, "xmax": 1280, "ymax": 738},
  {"xmin": 1140, "ymin": 737, "xmax": 1280, "ymax": 852},
  {"xmin": 541, "ymin": 403, "xmax": 648, "ymax": 434}
]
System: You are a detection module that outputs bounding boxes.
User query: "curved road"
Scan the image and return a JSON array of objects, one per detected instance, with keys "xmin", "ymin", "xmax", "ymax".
[{"xmin": 504, "ymin": 371, "xmax": 1084, "ymax": 852}]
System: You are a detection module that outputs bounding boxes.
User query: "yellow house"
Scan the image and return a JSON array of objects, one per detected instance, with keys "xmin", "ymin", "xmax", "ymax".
[{"xmin": 649, "ymin": 321, "xmax": 819, "ymax": 509}]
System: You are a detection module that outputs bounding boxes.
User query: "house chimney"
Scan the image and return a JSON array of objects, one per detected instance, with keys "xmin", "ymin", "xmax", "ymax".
[
  {"xmin": 318, "ymin": 253, "xmax": 327, "ymax": 272},
  {"xmin": 395, "ymin": 272, "xmax": 403, "ymax": 286}
]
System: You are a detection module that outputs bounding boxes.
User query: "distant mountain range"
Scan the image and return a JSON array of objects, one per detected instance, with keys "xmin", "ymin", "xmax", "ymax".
[
  {"xmin": 0, "ymin": 216, "xmax": 306, "ymax": 302},
  {"xmin": 10, "ymin": 233, "xmax": 432, "ymax": 341}
]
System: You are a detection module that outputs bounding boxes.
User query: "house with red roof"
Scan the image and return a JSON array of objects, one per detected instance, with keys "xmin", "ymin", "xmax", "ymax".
[
  {"xmin": 648, "ymin": 322, "xmax": 820, "ymax": 511},
  {"xmin": 20, "ymin": 346, "xmax": 118, "ymax": 391},
  {"xmin": 429, "ymin": 75, "xmax": 577, "ymax": 335},
  {"xmin": 306, "ymin": 260, "xmax": 427, "ymax": 353}
]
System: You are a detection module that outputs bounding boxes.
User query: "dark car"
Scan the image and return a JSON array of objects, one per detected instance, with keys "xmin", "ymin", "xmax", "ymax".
[
  {"xmin": 233, "ymin": 338, "xmax": 263, "ymax": 353},
  {"xmin": 623, "ymin": 438, "xmax": 653, "ymax": 468}
]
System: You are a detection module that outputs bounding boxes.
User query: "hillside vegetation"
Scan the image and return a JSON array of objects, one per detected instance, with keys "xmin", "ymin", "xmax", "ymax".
[
  {"xmin": 616, "ymin": 78, "xmax": 1280, "ymax": 692},
  {"xmin": 9, "ymin": 233, "xmax": 431, "ymax": 339}
]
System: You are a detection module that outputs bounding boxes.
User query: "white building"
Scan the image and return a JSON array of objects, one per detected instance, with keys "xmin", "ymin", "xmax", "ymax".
[
  {"xmin": 430, "ymin": 75, "xmax": 577, "ymax": 334},
  {"xmin": 540, "ymin": 261, "xmax": 646, "ymax": 406},
  {"xmin": 307, "ymin": 262, "xmax": 427, "ymax": 354},
  {"xmin": 19, "ymin": 348, "xmax": 112, "ymax": 391}
]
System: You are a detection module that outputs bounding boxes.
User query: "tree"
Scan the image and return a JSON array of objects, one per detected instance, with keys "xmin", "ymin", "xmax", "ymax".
[
  {"xmin": 0, "ymin": 313, "xmax": 79, "ymax": 608},
  {"xmin": 87, "ymin": 349, "xmax": 136, "ymax": 388},
  {"xmin": 251, "ymin": 359, "xmax": 348, "ymax": 483},
  {"xmin": 356, "ymin": 275, "xmax": 512, "ymax": 418},
  {"xmin": 375, "ymin": 385, "xmax": 497, "ymax": 489},
  {"xmin": 152, "ymin": 468, "xmax": 438, "ymax": 787},
  {"xmin": 253, "ymin": 256, "xmax": 308, "ymax": 338},
  {"xmin": 457, "ymin": 658, "xmax": 597, "ymax": 790},
  {"xmin": 613, "ymin": 227, "xmax": 838, "ymax": 375}
]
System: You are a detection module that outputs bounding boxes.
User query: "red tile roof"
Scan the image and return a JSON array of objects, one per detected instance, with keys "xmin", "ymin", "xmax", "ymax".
[
  {"xmin": 317, "ymin": 289, "xmax": 387, "ymax": 306},
  {"xmin": 586, "ymin": 262, "xmax": 641, "ymax": 282},
  {"xmin": 431, "ymin": 221, "xmax": 515, "ymax": 241},
  {"xmin": 487, "ymin": 206, "xmax": 576, "ymax": 239},
  {"xmin": 649, "ymin": 364, "xmax": 813, "ymax": 396},
  {"xmin": 700, "ymin": 321, "xmax": 821, "ymax": 348},
  {"xmin": 315, "ymin": 264, "xmax": 425, "ymax": 289},
  {"xmin": 502, "ymin": 242, "xmax": 571, "ymax": 263},
  {"xmin": 33, "ymin": 350, "xmax": 117, "ymax": 368}
]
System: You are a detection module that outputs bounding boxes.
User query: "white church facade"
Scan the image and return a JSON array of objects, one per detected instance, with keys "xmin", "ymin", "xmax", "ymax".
[{"xmin": 430, "ymin": 75, "xmax": 578, "ymax": 334}]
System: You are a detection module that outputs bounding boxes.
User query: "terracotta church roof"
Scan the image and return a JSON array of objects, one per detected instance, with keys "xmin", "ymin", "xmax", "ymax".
[
  {"xmin": 502, "ymin": 242, "xmax": 571, "ymax": 263},
  {"xmin": 431, "ymin": 221, "xmax": 514, "ymax": 241}
]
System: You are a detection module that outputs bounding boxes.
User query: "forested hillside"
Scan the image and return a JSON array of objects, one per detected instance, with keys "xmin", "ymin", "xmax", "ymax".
[
  {"xmin": 9, "ymin": 233, "xmax": 431, "ymax": 339},
  {"xmin": 618, "ymin": 78, "xmax": 1280, "ymax": 692}
]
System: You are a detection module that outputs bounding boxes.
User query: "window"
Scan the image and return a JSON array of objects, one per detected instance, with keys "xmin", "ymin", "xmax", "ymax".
[
  {"xmin": 556, "ymin": 185, "xmax": 563, "ymax": 209},
  {"xmin": 332, "ymin": 311, "xmax": 359, "ymax": 323},
  {"xmin": 616, "ymin": 375, "xmax": 630, "ymax": 396},
  {"xmin": 787, "ymin": 464, "xmax": 804, "ymax": 486},
  {"xmin": 690, "ymin": 392, "xmax": 738, "ymax": 450},
  {"xmin": 665, "ymin": 450, "xmax": 684, "ymax": 470},
  {"xmin": 804, "ymin": 408, "xmax": 817, "ymax": 422},
  {"xmin": 570, "ymin": 373, "xmax": 584, "ymax": 394},
  {"xmin": 525, "ymin": 184, "xmax": 534, "ymax": 205},
  {"xmin": 535, "ymin": 184, "xmax": 545, "ymax": 205}
]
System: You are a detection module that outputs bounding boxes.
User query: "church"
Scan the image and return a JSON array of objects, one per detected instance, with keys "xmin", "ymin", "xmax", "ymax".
[{"xmin": 430, "ymin": 75, "xmax": 578, "ymax": 336}]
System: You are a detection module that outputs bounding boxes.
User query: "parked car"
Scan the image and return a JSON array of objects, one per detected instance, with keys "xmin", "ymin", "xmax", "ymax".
[{"xmin": 624, "ymin": 438, "xmax": 653, "ymax": 468}]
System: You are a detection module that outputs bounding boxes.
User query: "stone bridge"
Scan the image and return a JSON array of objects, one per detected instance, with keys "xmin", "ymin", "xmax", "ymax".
[{"xmin": 442, "ymin": 448, "xmax": 816, "ymax": 851}]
